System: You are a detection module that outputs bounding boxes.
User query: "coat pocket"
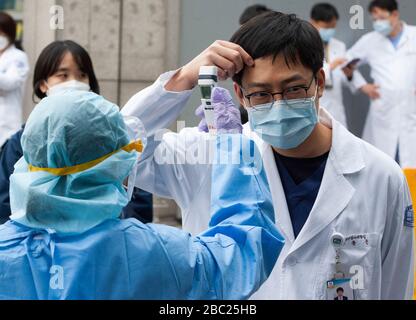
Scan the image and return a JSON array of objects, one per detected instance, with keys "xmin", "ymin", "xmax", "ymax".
[{"xmin": 323, "ymin": 232, "xmax": 381, "ymax": 299}]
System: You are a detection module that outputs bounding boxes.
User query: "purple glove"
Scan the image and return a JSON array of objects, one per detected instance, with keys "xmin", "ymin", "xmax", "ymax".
[{"xmin": 195, "ymin": 87, "xmax": 243, "ymax": 134}]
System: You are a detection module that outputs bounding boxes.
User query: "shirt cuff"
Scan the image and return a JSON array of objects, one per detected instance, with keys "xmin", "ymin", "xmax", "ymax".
[{"xmin": 158, "ymin": 69, "xmax": 195, "ymax": 96}]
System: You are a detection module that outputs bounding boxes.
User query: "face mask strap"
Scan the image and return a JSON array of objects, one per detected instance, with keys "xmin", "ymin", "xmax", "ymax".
[{"xmin": 311, "ymin": 76, "xmax": 319, "ymax": 102}]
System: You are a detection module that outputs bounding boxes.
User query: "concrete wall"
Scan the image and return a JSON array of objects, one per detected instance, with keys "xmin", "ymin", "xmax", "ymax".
[
  {"xmin": 55, "ymin": 0, "xmax": 180, "ymax": 107},
  {"xmin": 23, "ymin": 0, "xmax": 180, "ymax": 108}
]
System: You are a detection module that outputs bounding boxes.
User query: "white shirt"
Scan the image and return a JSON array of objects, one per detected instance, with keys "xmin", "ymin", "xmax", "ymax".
[{"xmin": 0, "ymin": 45, "xmax": 29, "ymax": 147}]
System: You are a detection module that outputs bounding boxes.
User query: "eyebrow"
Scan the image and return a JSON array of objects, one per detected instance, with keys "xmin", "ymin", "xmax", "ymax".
[
  {"xmin": 245, "ymin": 82, "xmax": 272, "ymax": 90},
  {"xmin": 281, "ymin": 74, "xmax": 307, "ymax": 85},
  {"xmin": 55, "ymin": 68, "xmax": 70, "ymax": 73},
  {"xmin": 245, "ymin": 74, "xmax": 308, "ymax": 90}
]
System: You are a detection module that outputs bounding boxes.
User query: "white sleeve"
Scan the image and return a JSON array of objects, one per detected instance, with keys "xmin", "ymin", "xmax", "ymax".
[
  {"xmin": 0, "ymin": 55, "xmax": 29, "ymax": 92},
  {"xmin": 346, "ymin": 34, "xmax": 369, "ymax": 65},
  {"xmin": 345, "ymin": 35, "xmax": 372, "ymax": 91},
  {"xmin": 349, "ymin": 70, "xmax": 367, "ymax": 92},
  {"xmin": 381, "ymin": 173, "xmax": 415, "ymax": 300},
  {"xmin": 339, "ymin": 68, "xmax": 367, "ymax": 93},
  {"xmin": 121, "ymin": 71, "xmax": 211, "ymax": 209},
  {"xmin": 135, "ymin": 128, "xmax": 213, "ymax": 209},
  {"xmin": 121, "ymin": 70, "xmax": 194, "ymax": 137}
]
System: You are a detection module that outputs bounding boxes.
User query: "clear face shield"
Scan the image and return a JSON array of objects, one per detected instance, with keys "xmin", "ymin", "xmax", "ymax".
[{"xmin": 122, "ymin": 116, "xmax": 147, "ymax": 204}]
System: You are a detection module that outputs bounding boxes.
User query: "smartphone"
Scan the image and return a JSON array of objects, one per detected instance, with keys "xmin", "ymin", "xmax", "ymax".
[{"xmin": 346, "ymin": 58, "xmax": 361, "ymax": 68}]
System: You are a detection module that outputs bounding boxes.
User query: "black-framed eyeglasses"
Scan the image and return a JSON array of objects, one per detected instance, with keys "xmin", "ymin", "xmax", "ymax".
[{"xmin": 241, "ymin": 76, "xmax": 317, "ymax": 110}]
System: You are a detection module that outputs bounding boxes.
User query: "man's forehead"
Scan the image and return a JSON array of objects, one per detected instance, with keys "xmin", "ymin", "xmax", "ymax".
[
  {"xmin": 241, "ymin": 56, "xmax": 311, "ymax": 87},
  {"xmin": 371, "ymin": 7, "xmax": 392, "ymax": 17}
]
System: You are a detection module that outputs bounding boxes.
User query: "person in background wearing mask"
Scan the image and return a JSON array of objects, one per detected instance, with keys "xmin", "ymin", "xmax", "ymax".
[
  {"xmin": 195, "ymin": 4, "xmax": 272, "ymax": 132},
  {"xmin": 0, "ymin": 40, "xmax": 153, "ymax": 225},
  {"xmin": 0, "ymin": 11, "xmax": 29, "ymax": 148},
  {"xmin": 347, "ymin": 3, "xmax": 416, "ymax": 285},
  {"xmin": 310, "ymin": 3, "xmax": 367, "ymax": 128},
  {"xmin": 238, "ymin": 4, "xmax": 272, "ymax": 125},
  {"xmin": 122, "ymin": 11, "xmax": 414, "ymax": 299},
  {"xmin": 195, "ymin": 4, "xmax": 273, "ymax": 130},
  {"xmin": 239, "ymin": 4, "xmax": 271, "ymax": 26},
  {"xmin": 347, "ymin": 0, "xmax": 416, "ymax": 167},
  {"xmin": 0, "ymin": 89, "xmax": 284, "ymax": 299}
]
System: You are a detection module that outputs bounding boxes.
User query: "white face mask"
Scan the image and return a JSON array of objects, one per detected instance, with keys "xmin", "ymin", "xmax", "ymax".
[
  {"xmin": 0, "ymin": 35, "xmax": 9, "ymax": 51},
  {"xmin": 46, "ymin": 80, "xmax": 91, "ymax": 97},
  {"xmin": 373, "ymin": 19, "xmax": 393, "ymax": 36}
]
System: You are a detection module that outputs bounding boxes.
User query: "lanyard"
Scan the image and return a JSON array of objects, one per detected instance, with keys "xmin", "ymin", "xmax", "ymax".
[{"xmin": 330, "ymin": 232, "xmax": 345, "ymax": 275}]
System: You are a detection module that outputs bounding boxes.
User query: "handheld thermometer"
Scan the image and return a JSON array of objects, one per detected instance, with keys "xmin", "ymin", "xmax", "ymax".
[{"xmin": 198, "ymin": 66, "xmax": 218, "ymax": 134}]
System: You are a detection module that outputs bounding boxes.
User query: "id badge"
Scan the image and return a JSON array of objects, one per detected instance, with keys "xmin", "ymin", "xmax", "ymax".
[
  {"xmin": 326, "ymin": 277, "xmax": 354, "ymax": 300},
  {"xmin": 326, "ymin": 232, "xmax": 355, "ymax": 300}
]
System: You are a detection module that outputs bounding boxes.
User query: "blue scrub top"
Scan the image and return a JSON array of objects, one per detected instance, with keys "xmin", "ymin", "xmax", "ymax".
[
  {"xmin": 274, "ymin": 152, "xmax": 328, "ymax": 238},
  {"xmin": 389, "ymin": 29, "xmax": 403, "ymax": 49}
]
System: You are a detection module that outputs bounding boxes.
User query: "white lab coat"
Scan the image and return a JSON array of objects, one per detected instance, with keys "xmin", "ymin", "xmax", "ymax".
[
  {"xmin": 321, "ymin": 38, "xmax": 365, "ymax": 127},
  {"xmin": 0, "ymin": 45, "xmax": 29, "ymax": 148},
  {"xmin": 347, "ymin": 23, "xmax": 416, "ymax": 168},
  {"xmin": 122, "ymin": 71, "xmax": 414, "ymax": 299}
]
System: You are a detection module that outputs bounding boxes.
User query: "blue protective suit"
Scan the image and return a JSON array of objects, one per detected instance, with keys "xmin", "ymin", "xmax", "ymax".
[{"xmin": 0, "ymin": 91, "xmax": 284, "ymax": 299}]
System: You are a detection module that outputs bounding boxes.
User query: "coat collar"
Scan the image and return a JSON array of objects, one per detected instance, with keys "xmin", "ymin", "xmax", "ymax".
[
  {"xmin": 396, "ymin": 22, "xmax": 412, "ymax": 49},
  {"xmin": 319, "ymin": 108, "xmax": 365, "ymax": 175}
]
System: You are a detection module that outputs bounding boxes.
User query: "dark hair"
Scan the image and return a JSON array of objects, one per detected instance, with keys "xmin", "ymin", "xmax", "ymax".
[
  {"xmin": 311, "ymin": 3, "xmax": 339, "ymax": 22},
  {"xmin": 0, "ymin": 11, "xmax": 16, "ymax": 44},
  {"xmin": 336, "ymin": 287, "xmax": 344, "ymax": 293},
  {"xmin": 239, "ymin": 4, "xmax": 271, "ymax": 25},
  {"xmin": 368, "ymin": 0, "xmax": 398, "ymax": 13},
  {"xmin": 231, "ymin": 12, "xmax": 324, "ymax": 85},
  {"xmin": 33, "ymin": 40, "xmax": 100, "ymax": 100}
]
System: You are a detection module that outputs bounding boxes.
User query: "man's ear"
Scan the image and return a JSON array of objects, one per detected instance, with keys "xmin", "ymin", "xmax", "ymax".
[
  {"xmin": 391, "ymin": 10, "xmax": 400, "ymax": 24},
  {"xmin": 392, "ymin": 10, "xmax": 400, "ymax": 19},
  {"xmin": 316, "ymin": 68, "xmax": 326, "ymax": 99},
  {"xmin": 233, "ymin": 82, "xmax": 245, "ymax": 107}
]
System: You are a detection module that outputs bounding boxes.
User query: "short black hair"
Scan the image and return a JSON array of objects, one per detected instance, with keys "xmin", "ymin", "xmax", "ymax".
[
  {"xmin": 368, "ymin": 0, "xmax": 398, "ymax": 13},
  {"xmin": 311, "ymin": 3, "xmax": 339, "ymax": 22},
  {"xmin": 33, "ymin": 40, "xmax": 100, "ymax": 100},
  {"xmin": 239, "ymin": 4, "xmax": 271, "ymax": 25},
  {"xmin": 336, "ymin": 287, "xmax": 344, "ymax": 293},
  {"xmin": 0, "ymin": 11, "xmax": 16, "ymax": 44},
  {"xmin": 230, "ymin": 12, "xmax": 324, "ymax": 85}
]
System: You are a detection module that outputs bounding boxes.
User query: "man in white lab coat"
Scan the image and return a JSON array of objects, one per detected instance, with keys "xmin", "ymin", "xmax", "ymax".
[
  {"xmin": 122, "ymin": 12, "xmax": 414, "ymax": 299},
  {"xmin": 347, "ymin": 0, "xmax": 416, "ymax": 169},
  {"xmin": 310, "ymin": 3, "xmax": 367, "ymax": 128}
]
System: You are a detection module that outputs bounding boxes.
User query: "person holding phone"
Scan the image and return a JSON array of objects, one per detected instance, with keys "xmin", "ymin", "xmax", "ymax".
[{"xmin": 310, "ymin": 3, "xmax": 366, "ymax": 128}]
